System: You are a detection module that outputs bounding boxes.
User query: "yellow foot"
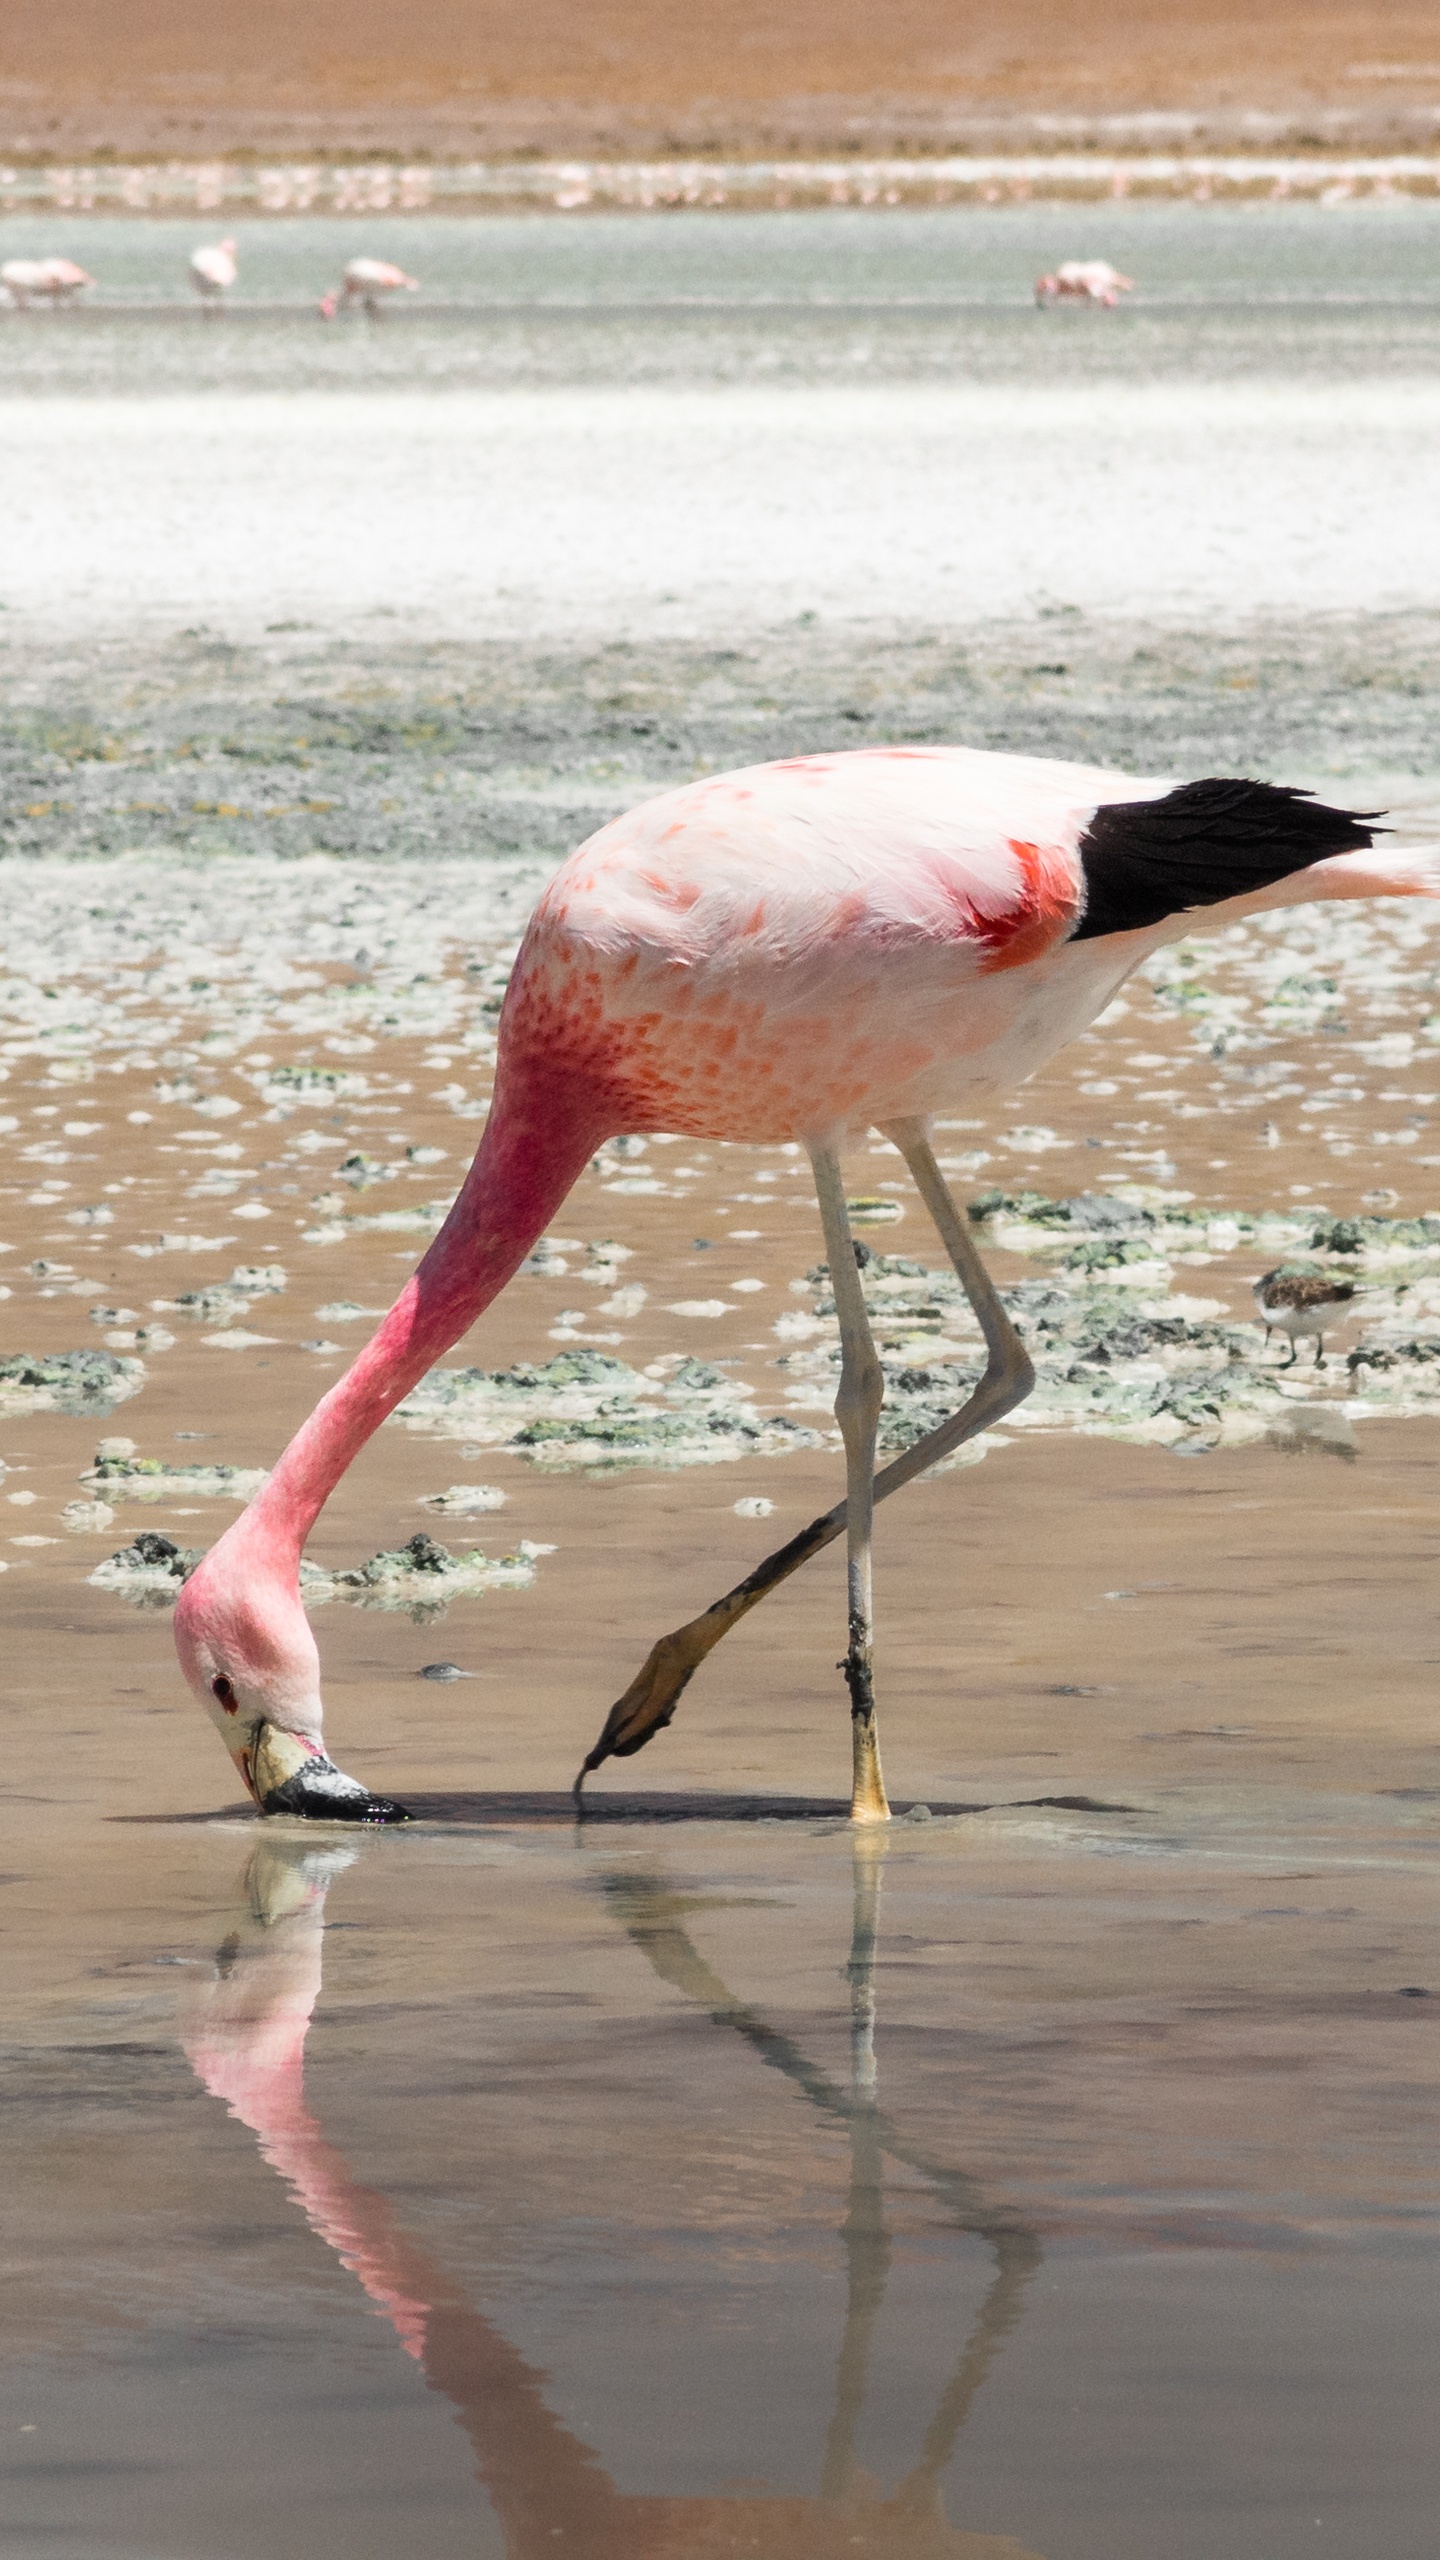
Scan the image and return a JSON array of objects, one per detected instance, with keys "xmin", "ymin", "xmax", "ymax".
[{"xmin": 849, "ymin": 1717, "xmax": 891, "ymax": 1825}]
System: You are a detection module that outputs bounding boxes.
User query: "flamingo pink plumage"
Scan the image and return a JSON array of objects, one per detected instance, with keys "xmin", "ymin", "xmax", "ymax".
[
  {"xmin": 1034, "ymin": 261, "xmax": 1135, "ymax": 309},
  {"xmin": 1, "ymin": 257, "xmax": 95, "ymax": 309},
  {"xmin": 190, "ymin": 238, "xmax": 238, "ymax": 307},
  {"xmin": 173, "ymin": 745, "xmax": 1436, "ymax": 1825},
  {"xmin": 318, "ymin": 258, "xmax": 420, "ymax": 318}
]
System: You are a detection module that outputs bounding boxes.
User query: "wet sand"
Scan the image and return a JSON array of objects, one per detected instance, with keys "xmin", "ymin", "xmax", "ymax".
[{"xmin": 5, "ymin": 209, "xmax": 1440, "ymax": 2555}]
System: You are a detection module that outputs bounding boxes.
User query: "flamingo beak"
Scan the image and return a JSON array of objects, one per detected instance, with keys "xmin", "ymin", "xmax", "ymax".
[
  {"xmin": 225, "ymin": 1723, "xmax": 323, "ymax": 1809},
  {"xmin": 231, "ymin": 1737, "xmax": 262, "ymax": 1806},
  {"xmin": 244, "ymin": 1722, "xmax": 412, "ymax": 1824}
]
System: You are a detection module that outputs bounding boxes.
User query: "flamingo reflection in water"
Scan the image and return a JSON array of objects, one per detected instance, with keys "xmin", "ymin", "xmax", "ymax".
[{"xmin": 179, "ymin": 1837, "xmax": 1043, "ymax": 2560}]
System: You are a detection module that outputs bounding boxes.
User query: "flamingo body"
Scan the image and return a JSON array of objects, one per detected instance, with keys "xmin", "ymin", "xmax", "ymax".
[
  {"xmin": 502, "ymin": 747, "xmax": 1418, "ymax": 1143},
  {"xmin": 504, "ymin": 747, "xmax": 1162, "ymax": 1145},
  {"xmin": 2, "ymin": 257, "xmax": 94, "ymax": 308},
  {"xmin": 172, "ymin": 745, "xmax": 1438, "ymax": 1820},
  {"xmin": 1035, "ymin": 260, "xmax": 1134, "ymax": 308},
  {"xmin": 319, "ymin": 258, "xmax": 419, "ymax": 317},
  {"xmin": 190, "ymin": 239, "xmax": 238, "ymax": 301}
]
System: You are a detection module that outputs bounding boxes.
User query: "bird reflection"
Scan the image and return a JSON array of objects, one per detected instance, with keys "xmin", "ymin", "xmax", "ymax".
[
  {"xmin": 178, "ymin": 1833, "xmax": 1044, "ymax": 2559},
  {"xmin": 598, "ymin": 1843, "xmax": 1041, "ymax": 2539}
]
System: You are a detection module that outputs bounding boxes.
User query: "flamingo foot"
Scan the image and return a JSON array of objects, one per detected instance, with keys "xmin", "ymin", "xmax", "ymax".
[
  {"xmin": 250, "ymin": 1722, "xmax": 411, "ymax": 1823},
  {"xmin": 573, "ymin": 1625, "xmax": 708, "ymax": 1801},
  {"xmin": 573, "ymin": 1508, "xmax": 844, "ymax": 1800}
]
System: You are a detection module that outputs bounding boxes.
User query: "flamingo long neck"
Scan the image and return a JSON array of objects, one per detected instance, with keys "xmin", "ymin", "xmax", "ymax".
[{"xmin": 248, "ymin": 1082, "xmax": 606, "ymax": 1556}]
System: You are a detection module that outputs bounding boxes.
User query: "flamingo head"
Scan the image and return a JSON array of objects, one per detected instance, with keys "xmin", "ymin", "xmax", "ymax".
[
  {"xmin": 173, "ymin": 1516, "xmax": 410, "ymax": 1821},
  {"xmin": 318, "ymin": 291, "xmax": 338, "ymax": 320},
  {"xmin": 173, "ymin": 1522, "xmax": 325, "ymax": 1802}
]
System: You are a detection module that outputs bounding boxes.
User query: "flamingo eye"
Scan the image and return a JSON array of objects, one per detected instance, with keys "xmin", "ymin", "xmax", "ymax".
[{"xmin": 212, "ymin": 1674, "xmax": 238, "ymax": 1714}]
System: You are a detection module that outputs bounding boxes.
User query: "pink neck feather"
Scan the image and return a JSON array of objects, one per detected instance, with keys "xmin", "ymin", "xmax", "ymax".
[{"xmin": 247, "ymin": 1082, "xmax": 606, "ymax": 1558}]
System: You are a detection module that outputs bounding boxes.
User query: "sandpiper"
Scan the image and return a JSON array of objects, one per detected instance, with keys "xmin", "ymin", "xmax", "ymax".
[{"xmin": 1254, "ymin": 1265, "xmax": 1357, "ymax": 1366}]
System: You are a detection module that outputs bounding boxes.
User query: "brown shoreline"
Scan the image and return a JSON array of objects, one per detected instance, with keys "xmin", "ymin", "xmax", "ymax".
[{"xmin": 6, "ymin": 0, "xmax": 1440, "ymax": 166}]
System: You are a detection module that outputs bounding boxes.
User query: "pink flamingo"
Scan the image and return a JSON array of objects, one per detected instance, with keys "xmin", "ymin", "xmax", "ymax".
[
  {"xmin": 1034, "ymin": 261, "xmax": 1134, "ymax": 309},
  {"xmin": 173, "ymin": 749, "xmax": 1434, "ymax": 1826},
  {"xmin": 190, "ymin": 238, "xmax": 238, "ymax": 309},
  {"xmin": 319, "ymin": 257, "xmax": 419, "ymax": 318},
  {"xmin": 1, "ymin": 256, "xmax": 94, "ymax": 309}
]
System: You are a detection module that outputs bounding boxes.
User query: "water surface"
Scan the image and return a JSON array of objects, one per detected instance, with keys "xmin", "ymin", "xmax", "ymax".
[{"xmin": 2, "ymin": 204, "xmax": 1439, "ymax": 394}]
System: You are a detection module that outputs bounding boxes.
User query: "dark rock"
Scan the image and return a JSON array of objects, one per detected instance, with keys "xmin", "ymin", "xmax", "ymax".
[{"xmin": 401, "ymin": 1533, "xmax": 452, "ymax": 1574}]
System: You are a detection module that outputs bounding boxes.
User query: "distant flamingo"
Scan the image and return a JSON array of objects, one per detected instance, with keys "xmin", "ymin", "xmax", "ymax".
[
  {"xmin": 173, "ymin": 748, "xmax": 1434, "ymax": 1825},
  {"xmin": 319, "ymin": 257, "xmax": 419, "ymax": 318},
  {"xmin": 1, "ymin": 257, "xmax": 94, "ymax": 309},
  {"xmin": 190, "ymin": 237, "xmax": 238, "ymax": 308},
  {"xmin": 1034, "ymin": 260, "xmax": 1134, "ymax": 308}
]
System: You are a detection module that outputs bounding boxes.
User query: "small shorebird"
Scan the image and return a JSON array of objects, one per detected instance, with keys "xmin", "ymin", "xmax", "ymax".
[
  {"xmin": 190, "ymin": 239, "xmax": 238, "ymax": 309},
  {"xmin": 1, "ymin": 257, "xmax": 94, "ymax": 309},
  {"xmin": 172, "ymin": 753, "xmax": 1438, "ymax": 1827},
  {"xmin": 1035, "ymin": 260, "xmax": 1135, "ymax": 309},
  {"xmin": 1255, "ymin": 1265, "xmax": 1358, "ymax": 1366},
  {"xmin": 319, "ymin": 258, "xmax": 419, "ymax": 318}
]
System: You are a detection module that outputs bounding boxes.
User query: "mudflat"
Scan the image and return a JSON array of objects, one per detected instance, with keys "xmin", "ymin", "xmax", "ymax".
[{"xmin": 7, "ymin": 0, "xmax": 1440, "ymax": 158}]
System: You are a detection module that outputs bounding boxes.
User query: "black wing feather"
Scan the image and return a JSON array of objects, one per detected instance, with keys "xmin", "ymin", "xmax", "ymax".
[{"xmin": 1073, "ymin": 778, "xmax": 1384, "ymax": 942}]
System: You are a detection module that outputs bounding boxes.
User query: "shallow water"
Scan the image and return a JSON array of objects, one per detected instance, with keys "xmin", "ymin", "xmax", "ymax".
[
  {"xmin": 4, "ymin": 209, "xmax": 1440, "ymax": 649},
  {"xmin": 8, "ymin": 1804, "xmax": 1440, "ymax": 2560},
  {"xmin": 5, "ymin": 203, "xmax": 1440, "ymax": 2554},
  {"xmin": 3, "ymin": 211, "xmax": 1439, "ymax": 645},
  {"xmin": 8, "ymin": 206, "xmax": 1434, "ymax": 350}
]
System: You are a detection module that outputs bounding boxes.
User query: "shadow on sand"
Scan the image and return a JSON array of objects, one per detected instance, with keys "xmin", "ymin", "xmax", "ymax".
[{"xmin": 119, "ymin": 1787, "xmax": 1130, "ymax": 1828}]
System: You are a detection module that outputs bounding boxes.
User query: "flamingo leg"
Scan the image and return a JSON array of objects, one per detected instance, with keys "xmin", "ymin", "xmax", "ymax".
[
  {"xmin": 885, "ymin": 1117, "xmax": 1031, "ymax": 1391},
  {"xmin": 575, "ymin": 1122, "xmax": 1034, "ymax": 1795},
  {"xmin": 811, "ymin": 1140, "xmax": 890, "ymax": 1823}
]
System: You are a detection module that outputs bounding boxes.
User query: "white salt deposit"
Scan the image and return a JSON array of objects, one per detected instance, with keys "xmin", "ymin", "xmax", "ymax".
[{"xmin": 3, "ymin": 380, "xmax": 1439, "ymax": 642}]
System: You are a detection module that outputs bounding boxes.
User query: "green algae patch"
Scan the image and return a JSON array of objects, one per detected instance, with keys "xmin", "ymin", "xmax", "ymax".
[
  {"xmin": 89, "ymin": 1526, "xmax": 552, "ymax": 1619},
  {"xmin": 81, "ymin": 1452, "xmax": 269, "ymax": 1503},
  {"xmin": 396, "ymin": 1347, "xmax": 827, "ymax": 1471},
  {"xmin": 0, "ymin": 1350, "xmax": 145, "ymax": 1417}
]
